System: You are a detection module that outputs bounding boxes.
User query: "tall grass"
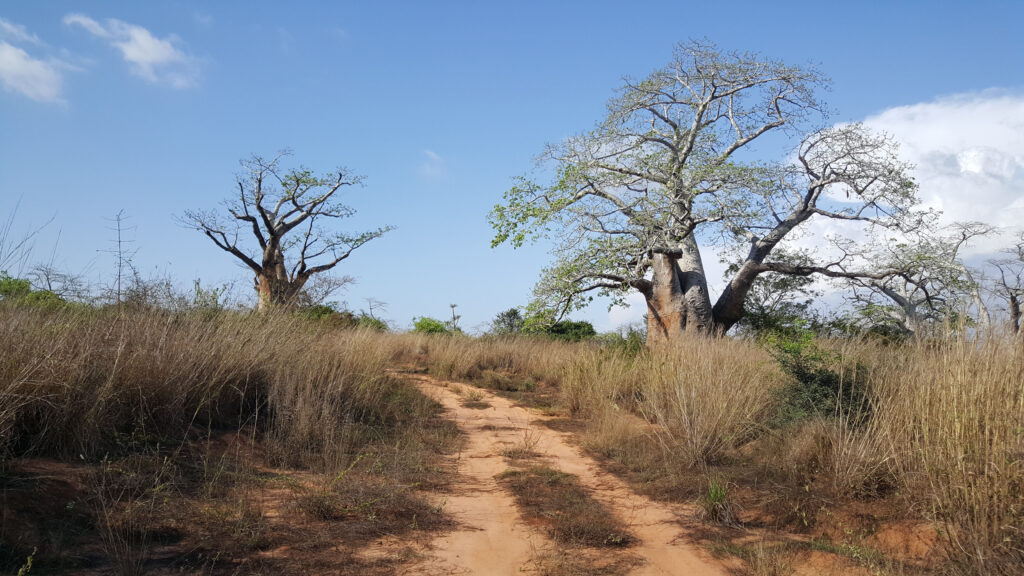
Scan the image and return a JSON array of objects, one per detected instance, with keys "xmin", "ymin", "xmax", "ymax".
[
  {"xmin": 558, "ymin": 337, "xmax": 784, "ymax": 466},
  {"xmin": 392, "ymin": 332, "xmax": 583, "ymax": 384},
  {"xmin": 8, "ymin": 302, "xmax": 1020, "ymax": 573},
  {"xmin": 1, "ymin": 303, "xmax": 458, "ymax": 573},
  {"xmin": 871, "ymin": 335, "xmax": 1024, "ymax": 573},
  {"xmin": 405, "ymin": 328, "xmax": 1023, "ymax": 573},
  {"xmin": 0, "ymin": 304, "xmax": 425, "ymax": 469}
]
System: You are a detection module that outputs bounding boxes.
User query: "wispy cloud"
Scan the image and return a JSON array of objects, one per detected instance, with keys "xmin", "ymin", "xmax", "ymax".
[
  {"xmin": 193, "ymin": 11, "xmax": 213, "ymax": 28},
  {"xmin": 417, "ymin": 149, "xmax": 448, "ymax": 180},
  {"xmin": 0, "ymin": 17, "xmax": 42, "ymax": 45},
  {"xmin": 64, "ymin": 13, "xmax": 199, "ymax": 88},
  {"xmin": 0, "ymin": 40, "xmax": 63, "ymax": 103}
]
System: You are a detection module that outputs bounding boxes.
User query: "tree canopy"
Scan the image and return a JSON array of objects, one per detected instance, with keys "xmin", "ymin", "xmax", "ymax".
[
  {"xmin": 491, "ymin": 40, "xmax": 927, "ymax": 340},
  {"xmin": 183, "ymin": 151, "xmax": 391, "ymax": 309}
]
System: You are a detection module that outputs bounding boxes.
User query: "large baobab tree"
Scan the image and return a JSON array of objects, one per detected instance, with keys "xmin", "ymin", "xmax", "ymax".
[
  {"xmin": 184, "ymin": 151, "xmax": 391, "ymax": 310},
  {"xmin": 490, "ymin": 41, "xmax": 926, "ymax": 342}
]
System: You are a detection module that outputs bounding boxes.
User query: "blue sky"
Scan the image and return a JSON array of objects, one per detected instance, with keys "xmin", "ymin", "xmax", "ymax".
[{"xmin": 2, "ymin": 1, "xmax": 1023, "ymax": 331}]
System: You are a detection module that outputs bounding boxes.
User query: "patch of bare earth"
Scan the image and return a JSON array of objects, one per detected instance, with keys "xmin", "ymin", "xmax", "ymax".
[{"xmin": 397, "ymin": 373, "xmax": 732, "ymax": 576}]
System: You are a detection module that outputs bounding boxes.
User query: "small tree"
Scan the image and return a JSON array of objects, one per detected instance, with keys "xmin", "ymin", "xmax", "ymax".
[
  {"xmin": 491, "ymin": 307, "xmax": 525, "ymax": 335},
  {"xmin": 723, "ymin": 248, "xmax": 821, "ymax": 337},
  {"xmin": 844, "ymin": 222, "xmax": 992, "ymax": 337},
  {"xmin": 991, "ymin": 232, "xmax": 1024, "ymax": 335},
  {"xmin": 543, "ymin": 320, "xmax": 596, "ymax": 341},
  {"xmin": 183, "ymin": 151, "xmax": 391, "ymax": 310}
]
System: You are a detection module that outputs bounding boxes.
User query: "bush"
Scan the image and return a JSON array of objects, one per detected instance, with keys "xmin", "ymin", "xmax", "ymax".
[
  {"xmin": 543, "ymin": 320, "xmax": 596, "ymax": 342},
  {"xmin": 0, "ymin": 273, "xmax": 31, "ymax": 300},
  {"xmin": 762, "ymin": 329, "xmax": 870, "ymax": 426},
  {"xmin": 0, "ymin": 273, "xmax": 66, "ymax": 309},
  {"xmin": 595, "ymin": 329, "xmax": 645, "ymax": 357},
  {"xmin": 412, "ymin": 316, "xmax": 450, "ymax": 334},
  {"xmin": 357, "ymin": 315, "xmax": 389, "ymax": 331},
  {"xmin": 299, "ymin": 303, "xmax": 389, "ymax": 331}
]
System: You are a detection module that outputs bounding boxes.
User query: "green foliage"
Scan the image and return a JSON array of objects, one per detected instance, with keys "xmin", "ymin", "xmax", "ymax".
[
  {"xmin": 412, "ymin": 316, "xmax": 451, "ymax": 334},
  {"xmin": 491, "ymin": 308, "xmax": 525, "ymax": 335},
  {"xmin": 299, "ymin": 302, "xmax": 389, "ymax": 331},
  {"xmin": 300, "ymin": 303, "xmax": 341, "ymax": 321},
  {"xmin": 762, "ymin": 326, "xmax": 870, "ymax": 426},
  {"xmin": 696, "ymin": 477, "xmax": 738, "ymax": 525},
  {"xmin": 0, "ymin": 272, "xmax": 32, "ymax": 300},
  {"xmin": 191, "ymin": 279, "xmax": 227, "ymax": 311},
  {"xmin": 724, "ymin": 250, "xmax": 821, "ymax": 337},
  {"xmin": 356, "ymin": 315, "xmax": 389, "ymax": 331},
  {"xmin": 595, "ymin": 328, "xmax": 646, "ymax": 356},
  {"xmin": 543, "ymin": 320, "xmax": 596, "ymax": 342},
  {"xmin": 0, "ymin": 272, "xmax": 65, "ymax": 309}
]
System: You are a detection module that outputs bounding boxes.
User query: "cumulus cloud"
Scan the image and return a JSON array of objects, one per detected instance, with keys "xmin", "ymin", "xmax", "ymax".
[
  {"xmin": 0, "ymin": 41, "xmax": 63, "ymax": 103},
  {"xmin": 864, "ymin": 92, "xmax": 1024, "ymax": 254},
  {"xmin": 64, "ymin": 13, "xmax": 199, "ymax": 88}
]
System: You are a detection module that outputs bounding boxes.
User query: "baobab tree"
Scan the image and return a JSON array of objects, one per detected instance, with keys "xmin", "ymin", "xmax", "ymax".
[
  {"xmin": 843, "ymin": 222, "xmax": 993, "ymax": 337},
  {"xmin": 490, "ymin": 41, "xmax": 926, "ymax": 342},
  {"xmin": 184, "ymin": 151, "xmax": 391, "ymax": 310},
  {"xmin": 991, "ymin": 232, "xmax": 1024, "ymax": 334}
]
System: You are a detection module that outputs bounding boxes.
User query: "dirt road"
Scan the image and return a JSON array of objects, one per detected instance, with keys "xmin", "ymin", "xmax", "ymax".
[{"xmin": 402, "ymin": 373, "xmax": 731, "ymax": 576}]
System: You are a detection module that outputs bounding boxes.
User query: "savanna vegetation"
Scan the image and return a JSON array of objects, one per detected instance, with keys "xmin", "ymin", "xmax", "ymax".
[{"xmin": 2, "ymin": 39, "xmax": 1022, "ymax": 576}]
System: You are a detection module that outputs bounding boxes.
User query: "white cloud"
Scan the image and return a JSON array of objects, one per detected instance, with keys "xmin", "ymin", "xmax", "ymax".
[
  {"xmin": 64, "ymin": 13, "xmax": 199, "ymax": 88},
  {"xmin": 864, "ymin": 91, "xmax": 1024, "ymax": 253},
  {"xmin": 0, "ymin": 17, "xmax": 41, "ymax": 45},
  {"xmin": 0, "ymin": 41, "xmax": 63, "ymax": 102},
  {"xmin": 417, "ymin": 149, "xmax": 448, "ymax": 180}
]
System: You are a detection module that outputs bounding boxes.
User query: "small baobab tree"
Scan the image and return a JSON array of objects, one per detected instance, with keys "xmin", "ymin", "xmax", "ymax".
[
  {"xmin": 183, "ymin": 151, "xmax": 391, "ymax": 310},
  {"xmin": 843, "ymin": 222, "xmax": 993, "ymax": 337},
  {"xmin": 991, "ymin": 232, "xmax": 1024, "ymax": 335}
]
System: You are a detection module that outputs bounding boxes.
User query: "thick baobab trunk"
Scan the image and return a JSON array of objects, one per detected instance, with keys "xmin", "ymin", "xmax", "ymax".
[
  {"xmin": 255, "ymin": 245, "xmax": 306, "ymax": 311},
  {"xmin": 255, "ymin": 273, "xmax": 306, "ymax": 311},
  {"xmin": 645, "ymin": 237, "xmax": 715, "ymax": 343},
  {"xmin": 1010, "ymin": 293, "xmax": 1021, "ymax": 335}
]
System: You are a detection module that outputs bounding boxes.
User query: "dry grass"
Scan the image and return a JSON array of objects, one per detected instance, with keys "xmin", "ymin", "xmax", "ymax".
[
  {"xmin": 392, "ymin": 333, "xmax": 583, "ymax": 385},
  {"xmin": 560, "ymin": 337, "xmax": 783, "ymax": 466},
  {"xmin": 499, "ymin": 466, "xmax": 635, "ymax": 548},
  {"xmin": 404, "ymin": 329, "xmax": 1023, "ymax": 574},
  {"xmin": 501, "ymin": 427, "xmax": 542, "ymax": 460},
  {"xmin": 869, "ymin": 335, "xmax": 1024, "ymax": 574},
  {"xmin": 6, "ymin": 303, "xmax": 1021, "ymax": 574},
  {"xmin": 0, "ymin": 304, "xmax": 458, "ymax": 574}
]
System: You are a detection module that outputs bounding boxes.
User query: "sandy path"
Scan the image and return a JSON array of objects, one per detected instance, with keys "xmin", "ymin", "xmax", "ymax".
[{"xmin": 404, "ymin": 373, "xmax": 730, "ymax": 576}]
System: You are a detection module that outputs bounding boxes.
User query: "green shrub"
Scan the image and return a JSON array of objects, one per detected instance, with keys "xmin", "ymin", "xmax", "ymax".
[
  {"xmin": 0, "ymin": 273, "xmax": 31, "ymax": 300},
  {"xmin": 412, "ymin": 316, "xmax": 450, "ymax": 334},
  {"xmin": 0, "ymin": 273, "xmax": 66, "ymax": 309},
  {"xmin": 357, "ymin": 315, "xmax": 389, "ymax": 331},
  {"xmin": 544, "ymin": 320, "xmax": 596, "ymax": 342},
  {"xmin": 762, "ymin": 328, "xmax": 869, "ymax": 426},
  {"xmin": 595, "ymin": 329, "xmax": 645, "ymax": 357},
  {"xmin": 695, "ymin": 477, "xmax": 739, "ymax": 525}
]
